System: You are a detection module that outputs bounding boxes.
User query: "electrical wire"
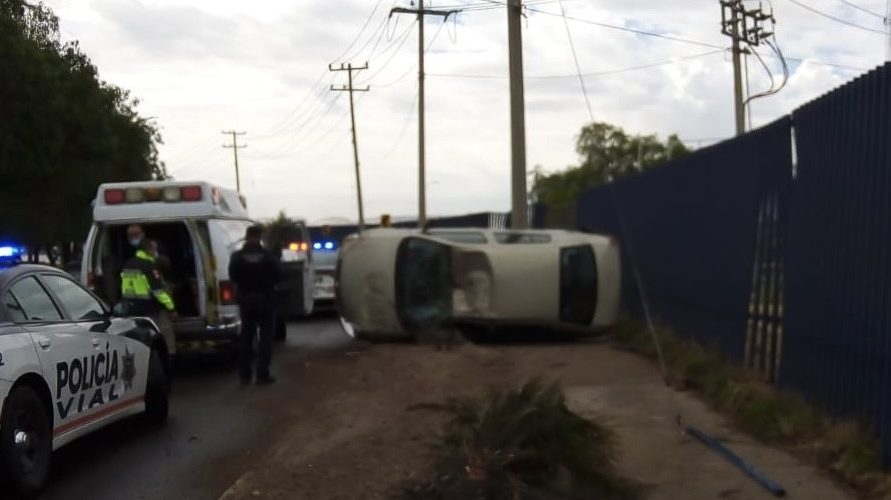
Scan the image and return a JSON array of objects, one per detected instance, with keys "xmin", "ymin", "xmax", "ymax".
[
  {"xmin": 836, "ymin": 0, "xmax": 887, "ymax": 18},
  {"xmin": 426, "ymin": 49, "xmax": 725, "ymax": 80},
  {"xmin": 523, "ymin": 5, "xmax": 868, "ymax": 72},
  {"xmin": 556, "ymin": 0, "xmax": 593, "ymax": 121},
  {"xmin": 356, "ymin": 20, "xmax": 419, "ymax": 85},
  {"xmin": 787, "ymin": 0, "xmax": 890, "ymax": 34},
  {"xmin": 365, "ymin": 18, "xmax": 448, "ymax": 88},
  {"xmin": 330, "ymin": 0, "xmax": 385, "ymax": 64}
]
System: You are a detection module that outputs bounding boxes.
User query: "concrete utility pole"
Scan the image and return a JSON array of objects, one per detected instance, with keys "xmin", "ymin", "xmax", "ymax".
[
  {"xmin": 507, "ymin": 0, "xmax": 528, "ymax": 229},
  {"xmin": 390, "ymin": 3, "xmax": 457, "ymax": 228},
  {"xmin": 720, "ymin": 0, "xmax": 775, "ymax": 136},
  {"xmin": 330, "ymin": 62, "xmax": 369, "ymax": 231},
  {"xmin": 886, "ymin": 0, "xmax": 890, "ymax": 61},
  {"xmin": 221, "ymin": 130, "xmax": 246, "ymax": 193}
]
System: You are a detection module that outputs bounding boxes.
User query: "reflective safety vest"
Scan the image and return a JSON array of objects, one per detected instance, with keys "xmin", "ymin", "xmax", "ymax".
[{"xmin": 121, "ymin": 250, "xmax": 175, "ymax": 314}]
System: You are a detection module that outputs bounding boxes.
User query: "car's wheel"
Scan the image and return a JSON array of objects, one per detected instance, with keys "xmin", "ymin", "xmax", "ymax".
[
  {"xmin": 143, "ymin": 349, "xmax": 169, "ymax": 426},
  {"xmin": 0, "ymin": 385, "xmax": 52, "ymax": 498},
  {"xmin": 274, "ymin": 316, "xmax": 287, "ymax": 342}
]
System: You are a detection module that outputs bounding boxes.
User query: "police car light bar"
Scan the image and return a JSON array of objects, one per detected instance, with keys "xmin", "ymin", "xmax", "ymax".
[
  {"xmin": 0, "ymin": 246, "xmax": 17, "ymax": 258},
  {"xmin": 104, "ymin": 185, "xmax": 203, "ymax": 205}
]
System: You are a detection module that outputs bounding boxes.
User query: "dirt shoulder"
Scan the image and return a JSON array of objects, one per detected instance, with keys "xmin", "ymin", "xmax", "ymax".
[{"xmin": 218, "ymin": 338, "xmax": 856, "ymax": 500}]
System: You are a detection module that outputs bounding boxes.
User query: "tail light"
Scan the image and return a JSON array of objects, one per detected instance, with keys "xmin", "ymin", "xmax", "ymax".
[
  {"xmin": 181, "ymin": 185, "xmax": 203, "ymax": 201},
  {"xmin": 104, "ymin": 189, "xmax": 125, "ymax": 204},
  {"xmin": 87, "ymin": 271, "xmax": 96, "ymax": 291},
  {"xmin": 219, "ymin": 280, "xmax": 236, "ymax": 305}
]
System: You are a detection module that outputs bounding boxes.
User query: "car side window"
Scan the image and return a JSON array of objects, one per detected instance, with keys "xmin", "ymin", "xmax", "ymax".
[
  {"xmin": 2, "ymin": 292, "xmax": 27, "ymax": 322},
  {"xmin": 41, "ymin": 275, "xmax": 106, "ymax": 320},
  {"xmin": 8, "ymin": 277, "xmax": 63, "ymax": 321}
]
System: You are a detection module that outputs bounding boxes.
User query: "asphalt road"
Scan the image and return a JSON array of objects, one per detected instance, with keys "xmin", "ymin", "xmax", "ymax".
[{"xmin": 40, "ymin": 315, "xmax": 352, "ymax": 500}]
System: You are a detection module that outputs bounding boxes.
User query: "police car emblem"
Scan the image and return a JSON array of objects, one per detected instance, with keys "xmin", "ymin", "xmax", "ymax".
[{"xmin": 122, "ymin": 348, "xmax": 136, "ymax": 390}]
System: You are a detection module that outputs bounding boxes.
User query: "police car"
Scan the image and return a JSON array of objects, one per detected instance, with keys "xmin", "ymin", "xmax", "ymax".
[{"xmin": 0, "ymin": 246, "xmax": 170, "ymax": 496}]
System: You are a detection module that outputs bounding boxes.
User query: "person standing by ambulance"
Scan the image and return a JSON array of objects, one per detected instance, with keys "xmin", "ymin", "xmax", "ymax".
[
  {"xmin": 120, "ymin": 238, "xmax": 177, "ymax": 358},
  {"xmin": 229, "ymin": 224, "xmax": 281, "ymax": 385}
]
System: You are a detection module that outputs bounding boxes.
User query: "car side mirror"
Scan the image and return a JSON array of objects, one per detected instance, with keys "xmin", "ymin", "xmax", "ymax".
[{"xmin": 112, "ymin": 302, "xmax": 129, "ymax": 317}]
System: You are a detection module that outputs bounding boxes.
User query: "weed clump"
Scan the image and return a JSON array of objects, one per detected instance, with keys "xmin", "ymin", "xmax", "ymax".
[{"xmin": 404, "ymin": 378, "xmax": 638, "ymax": 500}]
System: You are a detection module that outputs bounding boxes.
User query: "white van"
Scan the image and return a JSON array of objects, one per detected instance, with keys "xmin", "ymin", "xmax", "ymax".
[{"xmin": 81, "ymin": 181, "xmax": 310, "ymax": 353}]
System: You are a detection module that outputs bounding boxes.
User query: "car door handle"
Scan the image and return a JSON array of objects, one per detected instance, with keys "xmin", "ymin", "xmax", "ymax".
[
  {"xmin": 37, "ymin": 336, "xmax": 51, "ymax": 349},
  {"xmin": 91, "ymin": 338, "xmax": 102, "ymax": 349}
]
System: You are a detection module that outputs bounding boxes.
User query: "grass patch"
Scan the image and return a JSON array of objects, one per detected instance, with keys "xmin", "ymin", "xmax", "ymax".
[
  {"xmin": 403, "ymin": 378, "xmax": 640, "ymax": 500},
  {"xmin": 612, "ymin": 318, "xmax": 889, "ymax": 495}
]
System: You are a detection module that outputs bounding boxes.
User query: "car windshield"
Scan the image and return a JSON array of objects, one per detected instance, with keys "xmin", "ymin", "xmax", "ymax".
[{"xmin": 395, "ymin": 237, "xmax": 452, "ymax": 329}]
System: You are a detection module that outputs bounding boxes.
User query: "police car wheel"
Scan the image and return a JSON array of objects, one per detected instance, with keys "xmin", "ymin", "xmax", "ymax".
[
  {"xmin": 0, "ymin": 385, "xmax": 52, "ymax": 497},
  {"xmin": 143, "ymin": 350, "xmax": 169, "ymax": 426}
]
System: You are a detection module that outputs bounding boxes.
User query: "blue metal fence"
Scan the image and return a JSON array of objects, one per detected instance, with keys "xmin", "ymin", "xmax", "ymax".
[
  {"xmin": 781, "ymin": 63, "xmax": 891, "ymax": 456},
  {"xmin": 575, "ymin": 62, "xmax": 891, "ymax": 462},
  {"xmin": 577, "ymin": 118, "xmax": 791, "ymax": 360}
]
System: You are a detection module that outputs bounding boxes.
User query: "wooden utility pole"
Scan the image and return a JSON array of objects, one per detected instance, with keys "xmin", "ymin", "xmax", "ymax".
[
  {"xmin": 330, "ymin": 62, "xmax": 369, "ymax": 231},
  {"xmin": 507, "ymin": 0, "xmax": 528, "ymax": 229},
  {"xmin": 390, "ymin": 3, "xmax": 456, "ymax": 227},
  {"xmin": 221, "ymin": 130, "xmax": 246, "ymax": 193}
]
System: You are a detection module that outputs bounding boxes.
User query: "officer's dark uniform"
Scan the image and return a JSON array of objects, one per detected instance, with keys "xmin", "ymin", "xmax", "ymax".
[{"xmin": 229, "ymin": 237, "xmax": 281, "ymax": 384}]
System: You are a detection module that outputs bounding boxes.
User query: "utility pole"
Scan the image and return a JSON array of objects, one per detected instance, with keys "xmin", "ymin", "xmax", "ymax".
[
  {"xmin": 221, "ymin": 130, "xmax": 246, "ymax": 193},
  {"xmin": 391, "ymin": 3, "xmax": 457, "ymax": 227},
  {"xmin": 886, "ymin": 0, "xmax": 890, "ymax": 61},
  {"xmin": 720, "ymin": 0, "xmax": 775, "ymax": 136},
  {"xmin": 507, "ymin": 0, "xmax": 528, "ymax": 229},
  {"xmin": 330, "ymin": 62, "xmax": 369, "ymax": 231}
]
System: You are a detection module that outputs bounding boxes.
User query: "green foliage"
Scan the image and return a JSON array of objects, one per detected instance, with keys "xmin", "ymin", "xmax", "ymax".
[
  {"xmin": 0, "ymin": 0, "xmax": 164, "ymax": 249},
  {"xmin": 263, "ymin": 211, "xmax": 302, "ymax": 257},
  {"xmin": 406, "ymin": 378, "xmax": 638, "ymax": 500},
  {"xmin": 532, "ymin": 122, "xmax": 690, "ymax": 209},
  {"xmin": 612, "ymin": 319, "xmax": 888, "ymax": 495}
]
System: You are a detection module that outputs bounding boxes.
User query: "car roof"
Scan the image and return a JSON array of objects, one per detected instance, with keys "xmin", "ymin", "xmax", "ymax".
[{"xmin": 0, "ymin": 263, "xmax": 70, "ymax": 290}]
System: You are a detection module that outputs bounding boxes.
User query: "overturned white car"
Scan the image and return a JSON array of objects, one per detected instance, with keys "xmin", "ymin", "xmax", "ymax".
[{"xmin": 336, "ymin": 228, "xmax": 620, "ymax": 339}]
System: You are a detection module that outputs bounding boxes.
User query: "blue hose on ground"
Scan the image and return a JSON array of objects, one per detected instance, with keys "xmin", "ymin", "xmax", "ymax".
[{"xmin": 685, "ymin": 425, "xmax": 787, "ymax": 497}]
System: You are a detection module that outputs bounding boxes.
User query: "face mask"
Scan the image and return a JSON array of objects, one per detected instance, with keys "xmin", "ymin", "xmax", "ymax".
[{"xmin": 129, "ymin": 238, "xmax": 142, "ymax": 248}]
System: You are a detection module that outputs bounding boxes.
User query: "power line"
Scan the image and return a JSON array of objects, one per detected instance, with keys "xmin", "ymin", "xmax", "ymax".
[
  {"xmin": 787, "ymin": 0, "xmax": 890, "ymax": 34},
  {"xmin": 836, "ymin": 0, "xmax": 886, "ymax": 18},
  {"xmin": 555, "ymin": 0, "xmax": 593, "ymax": 121},
  {"xmin": 426, "ymin": 49, "xmax": 725, "ymax": 79},
  {"xmin": 363, "ymin": 17, "xmax": 448, "ymax": 88},
  {"xmin": 524, "ymin": 5, "xmax": 868, "ymax": 72},
  {"xmin": 330, "ymin": 0, "xmax": 385, "ymax": 64}
]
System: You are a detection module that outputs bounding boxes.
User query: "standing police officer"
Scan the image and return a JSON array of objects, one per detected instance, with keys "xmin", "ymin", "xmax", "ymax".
[
  {"xmin": 120, "ymin": 238, "xmax": 177, "ymax": 357},
  {"xmin": 229, "ymin": 224, "xmax": 281, "ymax": 385}
]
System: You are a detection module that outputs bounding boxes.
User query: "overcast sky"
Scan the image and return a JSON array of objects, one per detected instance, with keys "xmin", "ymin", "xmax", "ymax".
[{"xmin": 43, "ymin": 0, "xmax": 889, "ymax": 223}]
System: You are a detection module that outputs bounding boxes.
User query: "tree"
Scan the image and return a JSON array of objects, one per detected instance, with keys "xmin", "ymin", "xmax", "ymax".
[
  {"xmin": 531, "ymin": 122, "xmax": 690, "ymax": 208},
  {"xmin": 264, "ymin": 211, "xmax": 302, "ymax": 258},
  {"xmin": 0, "ymin": 0, "xmax": 164, "ymax": 262}
]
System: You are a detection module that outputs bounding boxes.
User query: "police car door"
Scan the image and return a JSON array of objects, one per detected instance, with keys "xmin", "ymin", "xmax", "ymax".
[
  {"xmin": 39, "ymin": 273, "xmax": 149, "ymax": 419},
  {"xmin": 8, "ymin": 276, "xmax": 98, "ymax": 432}
]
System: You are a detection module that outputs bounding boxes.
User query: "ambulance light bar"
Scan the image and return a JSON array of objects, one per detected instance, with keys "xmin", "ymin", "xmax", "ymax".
[{"xmin": 104, "ymin": 185, "xmax": 204, "ymax": 205}]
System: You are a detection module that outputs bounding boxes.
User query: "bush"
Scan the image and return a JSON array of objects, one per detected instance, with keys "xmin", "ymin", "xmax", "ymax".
[{"xmin": 405, "ymin": 378, "xmax": 638, "ymax": 500}]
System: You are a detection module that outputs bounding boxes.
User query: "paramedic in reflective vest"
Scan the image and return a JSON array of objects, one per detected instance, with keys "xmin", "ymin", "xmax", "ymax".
[
  {"xmin": 229, "ymin": 224, "xmax": 281, "ymax": 386},
  {"xmin": 120, "ymin": 238, "xmax": 177, "ymax": 356}
]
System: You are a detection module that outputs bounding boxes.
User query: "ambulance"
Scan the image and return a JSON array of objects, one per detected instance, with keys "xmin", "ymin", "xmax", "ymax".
[{"xmin": 80, "ymin": 181, "xmax": 313, "ymax": 353}]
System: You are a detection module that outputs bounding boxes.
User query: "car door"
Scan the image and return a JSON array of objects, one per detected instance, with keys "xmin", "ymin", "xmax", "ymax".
[
  {"xmin": 6, "ymin": 276, "xmax": 97, "ymax": 433},
  {"xmin": 37, "ymin": 273, "xmax": 148, "ymax": 430}
]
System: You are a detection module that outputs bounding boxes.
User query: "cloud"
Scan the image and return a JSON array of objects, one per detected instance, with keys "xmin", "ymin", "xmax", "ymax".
[{"xmin": 44, "ymin": 0, "xmax": 889, "ymax": 221}]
